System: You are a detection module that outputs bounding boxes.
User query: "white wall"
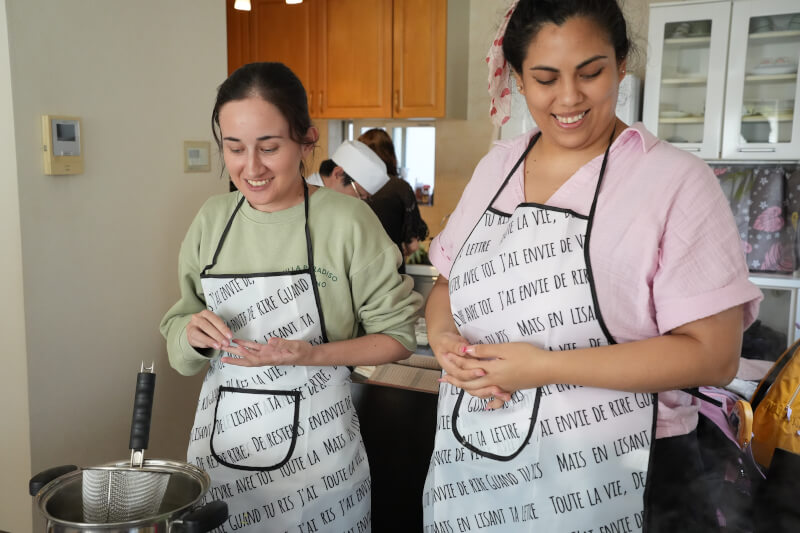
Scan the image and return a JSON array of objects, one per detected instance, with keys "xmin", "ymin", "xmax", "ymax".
[
  {"xmin": 2, "ymin": 1, "xmax": 228, "ymax": 528},
  {"xmin": 0, "ymin": 0, "xmax": 32, "ymax": 530}
]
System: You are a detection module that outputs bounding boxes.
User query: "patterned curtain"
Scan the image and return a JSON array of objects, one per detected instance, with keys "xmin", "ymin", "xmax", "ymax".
[{"xmin": 715, "ymin": 165, "xmax": 800, "ymax": 273}]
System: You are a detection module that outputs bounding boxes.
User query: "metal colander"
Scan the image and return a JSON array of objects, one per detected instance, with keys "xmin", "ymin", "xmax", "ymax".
[
  {"xmin": 81, "ymin": 467, "xmax": 170, "ymax": 522},
  {"xmin": 80, "ymin": 363, "xmax": 169, "ymax": 523}
]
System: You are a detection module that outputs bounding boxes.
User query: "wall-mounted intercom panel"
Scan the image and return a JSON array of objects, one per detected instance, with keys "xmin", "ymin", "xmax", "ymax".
[{"xmin": 42, "ymin": 115, "xmax": 83, "ymax": 175}]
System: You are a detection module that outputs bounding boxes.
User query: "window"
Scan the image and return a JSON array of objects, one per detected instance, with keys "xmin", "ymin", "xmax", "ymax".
[{"xmin": 345, "ymin": 120, "xmax": 436, "ymax": 205}]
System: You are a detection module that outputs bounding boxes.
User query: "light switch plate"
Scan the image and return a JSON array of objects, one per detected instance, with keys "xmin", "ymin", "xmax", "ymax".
[{"xmin": 184, "ymin": 141, "xmax": 211, "ymax": 172}]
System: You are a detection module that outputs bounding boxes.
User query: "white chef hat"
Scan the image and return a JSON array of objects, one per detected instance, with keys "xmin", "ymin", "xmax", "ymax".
[{"xmin": 331, "ymin": 140, "xmax": 389, "ymax": 195}]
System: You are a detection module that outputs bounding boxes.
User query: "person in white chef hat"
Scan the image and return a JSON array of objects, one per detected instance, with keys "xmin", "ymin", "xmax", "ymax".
[{"xmin": 320, "ymin": 140, "xmax": 389, "ymax": 200}]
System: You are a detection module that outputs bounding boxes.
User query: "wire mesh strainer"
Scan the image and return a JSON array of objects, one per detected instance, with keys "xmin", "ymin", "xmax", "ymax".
[
  {"xmin": 82, "ymin": 467, "xmax": 169, "ymax": 522},
  {"xmin": 81, "ymin": 363, "xmax": 170, "ymax": 522}
]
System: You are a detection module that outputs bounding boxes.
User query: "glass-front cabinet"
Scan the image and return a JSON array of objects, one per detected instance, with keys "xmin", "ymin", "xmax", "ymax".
[
  {"xmin": 723, "ymin": 0, "xmax": 800, "ymax": 159},
  {"xmin": 644, "ymin": 0, "xmax": 800, "ymax": 160},
  {"xmin": 643, "ymin": 1, "xmax": 731, "ymax": 159}
]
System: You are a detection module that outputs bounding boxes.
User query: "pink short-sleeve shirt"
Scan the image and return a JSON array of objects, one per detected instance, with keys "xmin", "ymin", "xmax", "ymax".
[{"xmin": 430, "ymin": 123, "xmax": 762, "ymax": 439}]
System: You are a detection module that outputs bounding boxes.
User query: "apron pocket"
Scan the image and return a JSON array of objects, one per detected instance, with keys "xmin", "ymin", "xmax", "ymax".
[
  {"xmin": 451, "ymin": 388, "xmax": 541, "ymax": 461},
  {"xmin": 210, "ymin": 386, "xmax": 302, "ymax": 471}
]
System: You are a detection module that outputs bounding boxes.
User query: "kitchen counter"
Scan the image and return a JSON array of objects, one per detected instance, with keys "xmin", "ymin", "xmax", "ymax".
[
  {"xmin": 352, "ymin": 361, "xmax": 438, "ymax": 532},
  {"xmin": 350, "ymin": 316, "xmax": 441, "ymax": 531},
  {"xmin": 352, "ymin": 347, "xmax": 441, "ymax": 394}
]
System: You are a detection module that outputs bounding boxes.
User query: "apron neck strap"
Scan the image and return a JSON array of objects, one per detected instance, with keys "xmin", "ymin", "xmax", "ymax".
[
  {"xmin": 587, "ymin": 125, "xmax": 616, "ymax": 222},
  {"xmin": 301, "ymin": 179, "xmax": 329, "ymax": 338},
  {"xmin": 202, "ymin": 195, "xmax": 247, "ymax": 275},
  {"xmin": 302, "ymin": 179, "xmax": 315, "ymax": 273},
  {"xmin": 488, "ymin": 132, "xmax": 540, "ymax": 208},
  {"xmin": 202, "ymin": 178, "xmax": 317, "ymax": 276},
  {"xmin": 490, "ymin": 125, "xmax": 618, "ymax": 213}
]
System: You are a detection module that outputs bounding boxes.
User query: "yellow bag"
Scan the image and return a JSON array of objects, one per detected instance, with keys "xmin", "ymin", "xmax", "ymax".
[{"xmin": 749, "ymin": 338, "xmax": 800, "ymax": 468}]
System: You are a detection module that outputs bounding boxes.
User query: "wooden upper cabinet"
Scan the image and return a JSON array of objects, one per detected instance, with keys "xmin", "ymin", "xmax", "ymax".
[
  {"xmin": 226, "ymin": 0, "xmax": 446, "ymax": 119},
  {"xmin": 393, "ymin": 0, "xmax": 447, "ymax": 118},
  {"xmin": 252, "ymin": 0, "xmax": 317, "ymax": 97},
  {"xmin": 317, "ymin": 0, "xmax": 393, "ymax": 118},
  {"xmin": 226, "ymin": 0, "xmax": 319, "ymax": 113},
  {"xmin": 225, "ymin": 0, "xmax": 252, "ymax": 75}
]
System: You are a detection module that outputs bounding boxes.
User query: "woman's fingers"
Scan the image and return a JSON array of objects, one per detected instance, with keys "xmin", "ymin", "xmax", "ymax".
[
  {"xmin": 441, "ymin": 353, "xmax": 486, "ymax": 381},
  {"xmin": 487, "ymin": 397, "xmax": 505, "ymax": 410},
  {"xmin": 463, "ymin": 343, "xmax": 500, "ymax": 360},
  {"xmin": 187, "ymin": 329, "xmax": 220, "ymax": 350},
  {"xmin": 441, "ymin": 373, "xmax": 490, "ymax": 391},
  {"xmin": 459, "ymin": 385, "xmax": 512, "ymax": 410},
  {"xmin": 230, "ymin": 337, "xmax": 259, "ymax": 351},
  {"xmin": 187, "ymin": 310, "xmax": 233, "ymax": 350},
  {"xmin": 223, "ymin": 340, "xmax": 273, "ymax": 365},
  {"xmin": 221, "ymin": 338, "xmax": 307, "ymax": 368},
  {"xmin": 200, "ymin": 310, "xmax": 233, "ymax": 340},
  {"xmin": 467, "ymin": 385, "xmax": 512, "ymax": 401}
]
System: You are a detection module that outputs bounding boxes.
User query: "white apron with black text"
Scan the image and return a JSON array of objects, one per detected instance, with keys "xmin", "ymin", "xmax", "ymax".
[
  {"xmin": 187, "ymin": 192, "xmax": 371, "ymax": 533},
  {"xmin": 422, "ymin": 134, "xmax": 656, "ymax": 532}
]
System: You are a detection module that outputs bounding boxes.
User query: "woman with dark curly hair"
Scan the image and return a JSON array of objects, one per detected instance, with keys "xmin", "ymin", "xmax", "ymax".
[{"xmin": 422, "ymin": 1, "xmax": 761, "ymax": 531}]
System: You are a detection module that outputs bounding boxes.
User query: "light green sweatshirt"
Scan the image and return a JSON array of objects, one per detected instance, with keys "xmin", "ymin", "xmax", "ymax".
[{"xmin": 160, "ymin": 187, "xmax": 422, "ymax": 376}]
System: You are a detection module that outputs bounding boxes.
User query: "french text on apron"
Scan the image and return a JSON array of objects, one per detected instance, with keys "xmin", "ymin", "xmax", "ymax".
[
  {"xmin": 422, "ymin": 132, "xmax": 657, "ymax": 533},
  {"xmin": 188, "ymin": 185, "xmax": 371, "ymax": 533}
]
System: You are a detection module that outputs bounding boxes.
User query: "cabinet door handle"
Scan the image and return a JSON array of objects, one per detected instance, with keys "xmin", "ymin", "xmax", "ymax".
[
  {"xmin": 737, "ymin": 147, "xmax": 777, "ymax": 153},
  {"xmin": 394, "ymin": 90, "xmax": 400, "ymax": 114},
  {"xmin": 309, "ymin": 91, "xmax": 314, "ymax": 115},
  {"xmin": 319, "ymin": 90, "xmax": 324, "ymax": 113},
  {"xmin": 680, "ymin": 147, "xmax": 701, "ymax": 152}
]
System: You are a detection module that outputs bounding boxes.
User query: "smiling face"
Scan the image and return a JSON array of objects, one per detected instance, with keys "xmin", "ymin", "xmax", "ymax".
[
  {"xmin": 513, "ymin": 16, "xmax": 625, "ymax": 152},
  {"xmin": 219, "ymin": 96, "xmax": 315, "ymax": 212}
]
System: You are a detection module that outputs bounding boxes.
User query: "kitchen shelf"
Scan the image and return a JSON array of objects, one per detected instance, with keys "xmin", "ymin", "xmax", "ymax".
[
  {"xmin": 748, "ymin": 272, "xmax": 800, "ymax": 347},
  {"xmin": 748, "ymin": 29, "xmax": 800, "ymax": 40},
  {"xmin": 749, "ymin": 271, "xmax": 800, "ymax": 289},
  {"xmin": 741, "ymin": 112, "xmax": 794, "ymax": 122},
  {"xmin": 664, "ymin": 36, "xmax": 712, "ymax": 45},
  {"xmin": 661, "ymin": 76, "xmax": 708, "ymax": 85},
  {"xmin": 744, "ymin": 73, "xmax": 798, "ymax": 83},
  {"xmin": 659, "ymin": 115, "xmax": 706, "ymax": 123}
]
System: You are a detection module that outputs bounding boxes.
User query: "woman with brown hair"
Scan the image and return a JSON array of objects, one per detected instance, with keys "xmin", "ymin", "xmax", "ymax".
[
  {"xmin": 358, "ymin": 128, "xmax": 429, "ymax": 272},
  {"xmin": 161, "ymin": 62, "xmax": 421, "ymax": 533}
]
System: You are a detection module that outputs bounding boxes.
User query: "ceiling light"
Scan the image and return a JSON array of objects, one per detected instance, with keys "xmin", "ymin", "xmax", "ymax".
[
  {"xmin": 234, "ymin": 0, "xmax": 251, "ymax": 11},
  {"xmin": 286, "ymin": 0, "xmax": 303, "ymax": 4}
]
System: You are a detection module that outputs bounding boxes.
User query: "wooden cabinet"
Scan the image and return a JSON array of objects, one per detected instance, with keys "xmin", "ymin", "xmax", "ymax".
[
  {"xmin": 392, "ymin": 0, "xmax": 447, "ymax": 118},
  {"xmin": 317, "ymin": 0, "xmax": 393, "ymax": 118},
  {"xmin": 226, "ymin": 0, "xmax": 446, "ymax": 119},
  {"xmin": 226, "ymin": 0, "xmax": 318, "ymax": 105}
]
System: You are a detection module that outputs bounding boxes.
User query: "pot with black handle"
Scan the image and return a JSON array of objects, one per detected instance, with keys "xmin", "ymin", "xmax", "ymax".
[
  {"xmin": 29, "ymin": 364, "xmax": 227, "ymax": 531},
  {"xmin": 30, "ymin": 461, "xmax": 227, "ymax": 532}
]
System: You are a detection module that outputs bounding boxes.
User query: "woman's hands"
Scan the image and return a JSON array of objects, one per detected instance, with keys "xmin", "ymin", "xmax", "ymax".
[
  {"xmin": 429, "ymin": 330, "xmax": 473, "ymax": 377},
  {"xmin": 186, "ymin": 309, "xmax": 233, "ymax": 351},
  {"xmin": 222, "ymin": 337, "xmax": 313, "ymax": 367},
  {"xmin": 440, "ymin": 342, "xmax": 550, "ymax": 397},
  {"xmin": 425, "ymin": 275, "xmax": 513, "ymax": 409},
  {"xmin": 430, "ymin": 331, "xmax": 515, "ymax": 409},
  {"xmin": 186, "ymin": 310, "xmax": 314, "ymax": 367}
]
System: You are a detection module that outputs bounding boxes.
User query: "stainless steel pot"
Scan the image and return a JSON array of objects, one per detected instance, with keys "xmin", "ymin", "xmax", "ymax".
[
  {"xmin": 30, "ymin": 459, "xmax": 227, "ymax": 532},
  {"xmin": 30, "ymin": 365, "xmax": 227, "ymax": 531}
]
